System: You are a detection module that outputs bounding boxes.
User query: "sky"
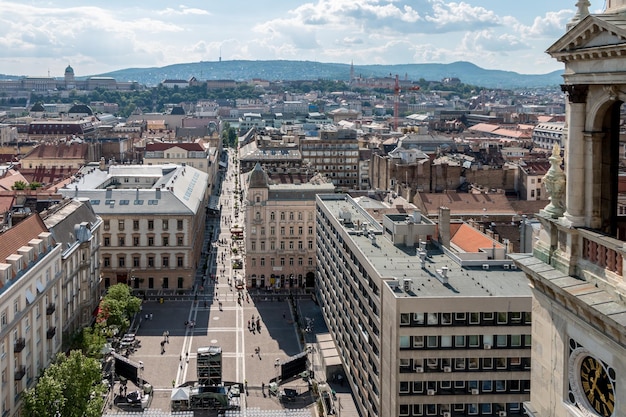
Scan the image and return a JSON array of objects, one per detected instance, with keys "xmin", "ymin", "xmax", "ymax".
[{"xmin": 0, "ymin": 0, "xmax": 607, "ymax": 78}]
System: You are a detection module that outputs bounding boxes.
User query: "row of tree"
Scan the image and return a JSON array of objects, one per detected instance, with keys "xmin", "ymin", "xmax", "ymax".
[{"xmin": 22, "ymin": 284, "xmax": 141, "ymax": 417}]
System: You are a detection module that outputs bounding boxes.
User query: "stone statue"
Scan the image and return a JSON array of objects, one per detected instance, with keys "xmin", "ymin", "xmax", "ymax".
[{"xmin": 541, "ymin": 143, "xmax": 566, "ymax": 218}]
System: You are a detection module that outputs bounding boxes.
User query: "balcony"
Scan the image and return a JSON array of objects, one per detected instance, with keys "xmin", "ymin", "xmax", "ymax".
[
  {"xmin": 14, "ymin": 338, "xmax": 25, "ymax": 353},
  {"xmin": 14, "ymin": 366, "xmax": 25, "ymax": 380},
  {"xmin": 46, "ymin": 303, "xmax": 56, "ymax": 315},
  {"xmin": 46, "ymin": 327, "xmax": 56, "ymax": 339},
  {"xmin": 580, "ymin": 229, "xmax": 623, "ymax": 277}
]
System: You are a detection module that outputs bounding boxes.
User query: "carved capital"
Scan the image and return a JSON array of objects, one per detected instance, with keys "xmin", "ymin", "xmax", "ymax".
[{"xmin": 561, "ymin": 84, "xmax": 589, "ymax": 103}]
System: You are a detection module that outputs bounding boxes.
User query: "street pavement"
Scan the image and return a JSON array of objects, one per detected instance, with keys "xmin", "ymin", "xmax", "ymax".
[{"xmin": 105, "ymin": 149, "xmax": 316, "ymax": 416}]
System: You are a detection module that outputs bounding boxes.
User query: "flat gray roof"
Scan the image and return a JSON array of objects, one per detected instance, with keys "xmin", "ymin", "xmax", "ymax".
[{"xmin": 318, "ymin": 194, "xmax": 530, "ymax": 299}]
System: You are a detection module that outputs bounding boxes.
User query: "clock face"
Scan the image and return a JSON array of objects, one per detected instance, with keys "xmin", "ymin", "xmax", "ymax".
[{"xmin": 579, "ymin": 355, "xmax": 615, "ymax": 417}]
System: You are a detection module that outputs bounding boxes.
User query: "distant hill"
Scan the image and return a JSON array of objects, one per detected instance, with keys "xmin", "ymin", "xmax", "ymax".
[{"xmin": 94, "ymin": 60, "xmax": 562, "ymax": 89}]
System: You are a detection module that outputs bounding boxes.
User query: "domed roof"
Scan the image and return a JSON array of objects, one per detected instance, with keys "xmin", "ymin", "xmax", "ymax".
[
  {"xmin": 248, "ymin": 163, "xmax": 269, "ymax": 188},
  {"xmin": 65, "ymin": 65, "xmax": 74, "ymax": 74},
  {"xmin": 68, "ymin": 104, "xmax": 93, "ymax": 115}
]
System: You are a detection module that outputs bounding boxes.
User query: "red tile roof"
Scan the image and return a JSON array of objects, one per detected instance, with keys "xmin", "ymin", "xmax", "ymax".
[
  {"xmin": 0, "ymin": 214, "xmax": 48, "ymax": 263},
  {"xmin": 450, "ymin": 223, "xmax": 503, "ymax": 253}
]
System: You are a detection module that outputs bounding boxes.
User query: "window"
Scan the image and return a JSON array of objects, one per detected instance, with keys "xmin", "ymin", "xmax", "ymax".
[
  {"xmin": 440, "ymin": 335, "xmax": 452, "ymax": 348},
  {"xmin": 270, "ymin": 241, "xmax": 276, "ymax": 251},
  {"xmin": 412, "ymin": 381, "xmax": 423, "ymax": 393},
  {"xmin": 162, "ymin": 219, "xmax": 169, "ymax": 230},
  {"xmin": 454, "ymin": 358, "xmax": 465, "ymax": 370},
  {"xmin": 148, "ymin": 220, "xmax": 154, "ymax": 230},
  {"xmin": 496, "ymin": 380, "xmax": 506, "ymax": 392},
  {"xmin": 441, "ymin": 313, "xmax": 452, "ymax": 325},
  {"xmin": 251, "ymin": 241, "xmax": 256, "ymax": 251},
  {"xmin": 118, "ymin": 257, "xmax": 125, "ymax": 267},
  {"xmin": 133, "ymin": 220, "xmax": 139, "ymax": 230},
  {"xmin": 162, "ymin": 256, "xmax": 169, "ymax": 267},
  {"xmin": 133, "ymin": 236, "xmax": 140, "ymax": 246},
  {"xmin": 511, "ymin": 334, "xmax": 522, "ymax": 347},
  {"xmin": 177, "ymin": 220, "xmax": 183, "ymax": 230},
  {"xmin": 177, "ymin": 257, "xmax": 184, "ymax": 267},
  {"xmin": 481, "ymin": 403, "xmax": 492, "ymax": 414},
  {"xmin": 148, "ymin": 257, "xmax": 155, "ymax": 267},
  {"xmin": 103, "ymin": 257, "xmax": 110, "ymax": 267},
  {"xmin": 468, "ymin": 335, "xmax": 480, "ymax": 347},
  {"xmin": 270, "ymin": 212, "xmax": 275, "ymax": 221},
  {"xmin": 118, "ymin": 236, "xmax": 125, "ymax": 246},
  {"xmin": 483, "ymin": 312, "xmax": 495, "ymax": 321},
  {"xmin": 133, "ymin": 257, "xmax": 140, "ymax": 267},
  {"xmin": 260, "ymin": 258, "xmax": 265, "ymax": 267},
  {"xmin": 497, "ymin": 312, "xmax": 508, "ymax": 324},
  {"xmin": 270, "ymin": 258, "xmax": 275, "ymax": 267},
  {"xmin": 279, "ymin": 241, "xmax": 285, "ymax": 250},
  {"xmin": 280, "ymin": 212, "xmax": 285, "ymax": 221},
  {"xmin": 483, "ymin": 334, "xmax": 493, "ymax": 347},
  {"xmin": 270, "ymin": 227, "xmax": 275, "ymax": 236},
  {"xmin": 118, "ymin": 220, "xmax": 125, "ymax": 230},
  {"xmin": 427, "ymin": 313, "xmax": 438, "ymax": 325},
  {"xmin": 251, "ymin": 259, "xmax": 256, "ymax": 267},
  {"xmin": 261, "ymin": 227, "xmax": 266, "ymax": 235},
  {"xmin": 298, "ymin": 212, "xmax": 302, "ymax": 221},
  {"xmin": 103, "ymin": 219, "xmax": 110, "ymax": 230},
  {"xmin": 426, "ymin": 358, "xmax": 438, "ymax": 369},
  {"xmin": 399, "ymin": 404, "xmax": 409, "ymax": 416},
  {"xmin": 308, "ymin": 258, "xmax": 313, "ymax": 266},
  {"xmin": 104, "ymin": 236, "xmax": 110, "ymax": 247},
  {"xmin": 454, "ymin": 312, "xmax": 466, "ymax": 322},
  {"xmin": 399, "ymin": 381, "xmax": 409, "ymax": 393},
  {"xmin": 289, "ymin": 212, "xmax": 294, "ymax": 220},
  {"xmin": 455, "ymin": 335, "xmax": 466, "ymax": 347},
  {"xmin": 413, "ymin": 336, "xmax": 424, "ymax": 348},
  {"xmin": 280, "ymin": 227, "xmax": 285, "ymax": 235},
  {"xmin": 524, "ymin": 334, "xmax": 532, "ymax": 346},
  {"xmin": 482, "ymin": 357, "xmax": 493, "ymax": 369},
  {"xmin": 308, "ymin": 226, "xmax": 313, "ymax": 235},
  {"xmin": 298, "ymin": 241, "xmax": 303, "ymax": 250},
  {"xmin": 468, "ymin": 357, "xmax": 479, "ymax": 369},
  {"xmin": 177, "ymin": 236, "xmax": 184, "ymax": 246},
  {"xmin": 163, "ymin": 236, "xmax": 169, "ymax": 246},
  {"xmin": 400, "ymin": 314, "xmax": 410, "ymax": 326},
  {"xmin": 298, "ymin": 226, "xmax": 303, "ymax": 235},
  {"xmin": 496, "ymin": 357, "xmax": 507, "ymax": 369},
  {"xmin": 469, "ymin": 312, "xmax": 480, "ymax": 324},
  {"xmin": 427, "ymin": 336, "xmax": 438, "ymax": 348},
  {"xmin": 413, "ymin": 312, "xmax": 425, "ymax": 324},
  {"xmin": 289, "ymin": 258, "xmax": 294, "ymax": 266},
  {"xmin": 289, "ymin": 227, "xmax": 294, "ymax": 235},
  {"xmin": 308, "ymin": 240, "xmax": 313, "ymax": 250},
  {"xmin": 468, "ymin": 403, "xmax": 478, "ymax": 415},
  {"xmin": 298, "ymin": 258, "xmax": 303, "ymax": 266},
  {"xmin": 511, "ymin": 312, "xmax": 522, "ymax": 323},
  {"xmin": 496, "ymin": 335, "xmax": 507, "ymax": 347},
  {"xmin": 148, "ymin": 236, "xmax": 154, "ymax": 246},
  {"xmin": 399, "ymin": 336, "xmax": 410, "ymax": 348},
  {"xmin": 280, "ymin": 258, "xmax": 285, "ymax": 266}
]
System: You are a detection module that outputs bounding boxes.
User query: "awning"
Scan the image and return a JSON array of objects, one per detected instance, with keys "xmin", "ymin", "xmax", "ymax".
[
  {"xmin": 25, "ymin": 289, "xmax": 35, "ymax": 304},
  {"xmin": 36, "ymin": 280, "xmax": 45, "ymax": 294}
]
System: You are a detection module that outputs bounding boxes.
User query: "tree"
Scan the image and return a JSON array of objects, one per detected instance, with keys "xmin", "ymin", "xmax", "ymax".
[
  {"xmin": 22, "ymin": 351, "xmax": 106, "ymax": 417},
  {"xmin": 96, "ymin": 284, "xmax": 141, "ymax": 334}
]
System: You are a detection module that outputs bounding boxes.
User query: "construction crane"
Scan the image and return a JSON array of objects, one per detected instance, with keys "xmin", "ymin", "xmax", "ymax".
[{"xmin": 392, "ymin": 76, "xmax": 420, "ymax": 131}]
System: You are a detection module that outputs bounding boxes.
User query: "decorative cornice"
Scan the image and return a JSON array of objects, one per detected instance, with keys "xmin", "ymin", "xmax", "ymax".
[{"xmin": 561, "ymin": 84, "xmax": 589, "ymax": 103}]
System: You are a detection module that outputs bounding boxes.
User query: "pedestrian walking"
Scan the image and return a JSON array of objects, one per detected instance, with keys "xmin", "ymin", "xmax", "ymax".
[{"xmin": 165, "ymin": 330, "xmax": 169, "ymax": 342}]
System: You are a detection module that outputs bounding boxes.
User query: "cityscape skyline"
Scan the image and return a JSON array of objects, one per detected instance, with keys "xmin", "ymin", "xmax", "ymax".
[{"xmin": 0, "ymin": 0, "xmax": 596, "ymax": 78}]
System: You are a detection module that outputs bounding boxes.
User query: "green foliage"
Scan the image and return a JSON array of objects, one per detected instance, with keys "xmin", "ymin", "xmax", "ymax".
[
  {"xmin": 70, "ymin": 326, "xmax": 108, "ymax": 359},
  {"xmin": 221, "ymin": 121, "xmax": 238, "ymax": 148},
  {"xmin": 29, "ymin": 181, "xmax": 42, "ymax": 190},
  {"xmin": 97, "ymin": 283, "xmax": 141, "ymax": 335},
  {"xmin": 11, "ymin": 180, "xmax": 27, "ymax": 190},
  {"xmin": 22, "ymin": 351, "xmax": 106, "ymax": 417}
]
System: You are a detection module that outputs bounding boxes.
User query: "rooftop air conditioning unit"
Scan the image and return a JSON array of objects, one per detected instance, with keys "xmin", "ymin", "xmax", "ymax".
[
  {"xmin": 499, "ymin": 412, "xmax": 507, "ymax": 417},
  {"xmin": 482, "ymin": 264, "xmax": 489, "ymax": 270},
  {"xmin": 484, "ymin": 344, "xmax": 492, "ymax": 350},
  {"xmin": 471, "ymin": 388, "xmax": 479, "ymax": 395},
  {"xmin": 443, "ymin": 366, "xmax": 451, "ymax": 373},
  {"xmin": 511, "ymin": 264, "xmax": 517, "ymax": 270},
  {"xmin": 414, "ymin": 365, "xmax": 424, "ymax": 373},
  {"xmin": 427, "ymin": 389, "xmax": 435, "ymax": 396},
  {"xmin": 503, "ymin": 264, "xmax": 510, "ymax": 270},
  {"xmin": 403, "ymin": 278, "xmax": 411, "ymax": 292}
]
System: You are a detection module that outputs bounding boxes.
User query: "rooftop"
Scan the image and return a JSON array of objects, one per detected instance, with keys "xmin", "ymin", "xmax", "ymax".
[{"xmin": 318, "ymin": 194, "xmax": 530, "ymax": 299}]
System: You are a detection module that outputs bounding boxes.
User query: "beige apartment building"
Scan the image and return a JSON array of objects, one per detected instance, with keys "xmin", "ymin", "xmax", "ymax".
[
  {"xmin": 41, "ymin": 198, "xmax": 102, "ymax": 345},
  {"xmin": 316, "ymin": 194, "xmax": 531, "ymax": 417},
  {"xmin": 300, "ymin": 128, "xmax": 359, "ymax": 191},
  {"xmin": 59, "ymin": 163, "xmax": 209, "ymax": 291},
  {"xmin": 244, "ymin": 163, "xmax": 334, "ymax": 289},
  {"xmin": 0, "ymin": 215, "xmax": 63, "ymax": 417}
]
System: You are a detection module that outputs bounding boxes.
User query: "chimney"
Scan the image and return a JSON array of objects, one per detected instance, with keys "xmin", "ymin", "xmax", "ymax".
[
  {"xmin": 439, "ymin": 206, "xmax": 451, "ymax": 248},
  {"xmin": 99, "ymin": 157, "xmax": 106, "ymax": 171}
]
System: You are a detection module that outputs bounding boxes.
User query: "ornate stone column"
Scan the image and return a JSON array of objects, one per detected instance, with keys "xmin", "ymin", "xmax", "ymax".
[
  {"xmin": 561, "ymin": 84, "xmax": 588, "ymax": 227},
  {"xmin": 585, "ymin": 131, "xmax": 604, "ymax": 229}
]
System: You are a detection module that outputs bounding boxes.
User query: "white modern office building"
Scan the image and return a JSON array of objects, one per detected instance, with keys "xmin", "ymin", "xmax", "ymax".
[{"xmin": 316, "ymin": 194, "xmax": 532, "ymax": 417}]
